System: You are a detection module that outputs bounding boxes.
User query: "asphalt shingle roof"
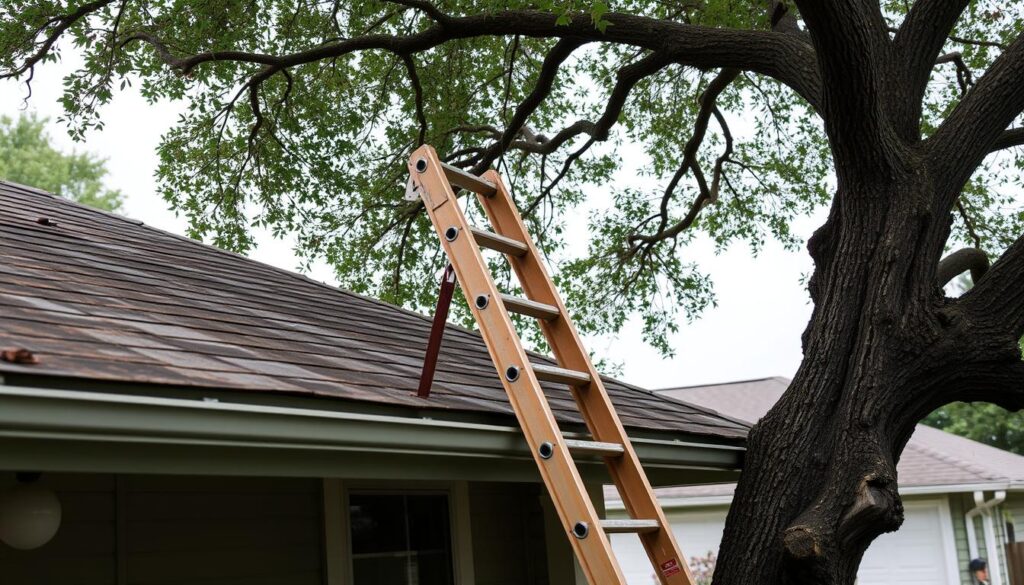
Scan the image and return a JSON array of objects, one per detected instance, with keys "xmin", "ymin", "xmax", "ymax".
[{"xmin": 0, "ymin": 180, "xmax": 748, "ymax": 440}]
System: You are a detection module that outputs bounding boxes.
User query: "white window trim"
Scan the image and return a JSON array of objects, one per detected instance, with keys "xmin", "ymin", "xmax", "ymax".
[
  {"xmin": 925, "ymin": 496, "xmax": 962, "ymax": 585},
  {"xmin": 322, "ymin": 479, "xmax": 475, "ymax": 585}
]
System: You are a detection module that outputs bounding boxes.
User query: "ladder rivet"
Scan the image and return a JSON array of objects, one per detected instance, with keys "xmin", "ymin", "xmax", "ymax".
[
  {"xmin": 444, "ymin": 226, "xmax": 459, "ymax": 241},
  {"xmin": 415, "ymin": 158, "xmax": 428, "ymax": 172},
  {"xmin": 475, "ymin": 294, "xmax": 489, "ymax": 309},
  {"xmin": 573, "ymin": 522, "xmax": 589, "ymax": 539},
  {"xmin": 505, "ymin": 366, "xmax": 520, "ymax": 382},
  {"xmin": 538, "ymin": 442, "xmax": 554, "ymax": 459}
]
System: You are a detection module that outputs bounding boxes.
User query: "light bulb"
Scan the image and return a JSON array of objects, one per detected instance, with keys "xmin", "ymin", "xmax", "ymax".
[{"xmin": 0, "ymin": 482, "xmax": 62, "ymax": 550}]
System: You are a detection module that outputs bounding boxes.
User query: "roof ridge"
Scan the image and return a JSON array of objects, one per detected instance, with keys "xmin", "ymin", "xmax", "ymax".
[{"xmin": 655, "ymin": 376, "xmax": 792, "ymax": 393}]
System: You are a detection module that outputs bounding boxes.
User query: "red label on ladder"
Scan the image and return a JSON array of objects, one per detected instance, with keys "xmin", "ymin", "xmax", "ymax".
[{"xmin": 660, "ymin": 558, "xmax": 682, "ymax": 577}]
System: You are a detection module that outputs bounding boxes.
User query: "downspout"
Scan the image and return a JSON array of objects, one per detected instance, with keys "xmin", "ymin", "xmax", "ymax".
[{"xmin": 966, "ymin": 490, "xmax": 1007, "ymax": 585}]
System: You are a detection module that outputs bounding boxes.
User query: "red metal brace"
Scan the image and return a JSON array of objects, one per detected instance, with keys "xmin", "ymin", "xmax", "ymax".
[{"xmin": 417, "ymin": 263, "xmax": 457, "ymax": 398}]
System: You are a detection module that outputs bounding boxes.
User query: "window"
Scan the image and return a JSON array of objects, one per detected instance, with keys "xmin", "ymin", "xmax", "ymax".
[{"xmin": 349, "ymin": 492, "xmax": 455, "ymax": 585}]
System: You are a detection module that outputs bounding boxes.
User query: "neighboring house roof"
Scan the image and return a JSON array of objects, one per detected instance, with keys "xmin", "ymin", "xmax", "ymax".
[
  {"xmin": 0, "ymin": 180, "xmax": 747, "ymax": 441},
  {"xmin": 618, "ymin": 377, "xmax": 1024, "ymax": 503}
]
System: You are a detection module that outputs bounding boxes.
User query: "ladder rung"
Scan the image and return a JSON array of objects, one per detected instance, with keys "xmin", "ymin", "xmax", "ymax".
[
  {"xmin": 600, "ymin": 519, "xmax": 661, "ymax": 534},
  {"xmin": 532, "ymin": 363, "xmax": 591, "ymax": 386},
  {"xmin": 470, "ymin": 227, "xmax": 528, "ymax": 257},
  {"xmin": 441, "ymin": 162, "xmax": 497, "ymax": 196},
  {"xmin": 565, "ymin": 439, "xmax": 624, "ymax": 457},
  {"xmin": 501, "ymin": 294, "xmax": 559, "ymax": 321}
]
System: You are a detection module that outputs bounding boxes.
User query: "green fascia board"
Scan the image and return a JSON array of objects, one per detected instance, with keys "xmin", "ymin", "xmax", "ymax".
[{"xmin": 0, "ymin": 385, "xmax": 742, "ymax": 485}]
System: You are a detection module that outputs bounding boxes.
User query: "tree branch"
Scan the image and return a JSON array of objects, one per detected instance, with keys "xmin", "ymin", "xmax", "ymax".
[
  {"xmin": 400, "ymin": 53, "xmax": 427, "ymax": 145},
  {"xmin": 961, "ymin": 233, "xmax": 1024, "ymax": 339},
  {"xmin": 2, "ymin": 0, "xmax": 118, "ymax": 80},
  {"xmin": 468, "ymin": 37, "xmax": 588, "ymax": 173},
  {"xmin": 937, "ymin": 247, "xmax": 989, "ymax": 287},
  {"xmin": 991, "ymin": 127, "xmax": 1024, "ymax": 153},
  {"xmin": 791, "ymin": 0, "xmax": 896, "ymax": 177},
  {"xmin": 118, "ymin": 10, "xmax": 821, "ymax": 107},
  {"xmin": 892, "ymin": 0, "xmax": 971, "ymax": 134},
  {"xmin": 929, "ymin": 32, "xmax": 1024, "ymax": 197}
]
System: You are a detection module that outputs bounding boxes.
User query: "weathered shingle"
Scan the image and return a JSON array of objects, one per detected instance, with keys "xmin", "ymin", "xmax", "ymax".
[{"xmin": 0, "ymin": 180, "xmax": 748, "ymax": 440}]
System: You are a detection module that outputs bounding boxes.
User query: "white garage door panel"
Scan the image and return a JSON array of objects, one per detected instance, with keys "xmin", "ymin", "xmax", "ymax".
[
  {"xmin": 610, "ymin": 500, "xmax": 954, "ymax": 585},
  {"xmin": 858, "ymin": 501, "xmax": 954, "ymax": 585},
  {"xmin": 612, "ymin": 510, "xmax": 728, "ymax": 585}
]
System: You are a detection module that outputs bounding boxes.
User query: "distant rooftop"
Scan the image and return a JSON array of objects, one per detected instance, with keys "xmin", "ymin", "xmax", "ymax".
[{"xmin": 609, "ymin": 377, "xmax": 1024, "ymax": 504}]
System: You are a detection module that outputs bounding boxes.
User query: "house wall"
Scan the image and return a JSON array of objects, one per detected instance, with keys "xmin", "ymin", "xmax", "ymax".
[
  {"xmin": 950, "ymin": 492, "xmax": 973, "ymax": 585},
  {"xmin": 1, "ymin": 472, "xmax": 579, "ymax": 585},
  {"xmin": 0, "ymin": 473, "xmax": 117, "ymax": 584},
  {"xmin": 0, "ymin": 472, "xmax": 324, "ymax": 585},
  {"xmin": 1004, "ymin": 492, "xmax": 1024, "ymax": 543},
  {"xmin": 951, "ymin": 491, "xmax": 1015, "ymax": 585},
  {"xmin": 468, "ymin": 482, "xmax": 551, "ymax": 585}
]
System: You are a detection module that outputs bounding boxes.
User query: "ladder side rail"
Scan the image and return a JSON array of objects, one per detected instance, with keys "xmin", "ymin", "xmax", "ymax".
[
  {"xmin": 477, "ymin": 170, "xmax": 696, "ymax": 585},
  {"xmin": 407, "ymin": 145, "xmax": 627, "ymax": 585}
]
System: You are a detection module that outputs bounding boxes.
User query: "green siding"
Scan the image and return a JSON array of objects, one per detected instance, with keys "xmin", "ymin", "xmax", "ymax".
[
  {"xmin": 123, "ymin": 475, "xmax": 323, "ymax": 585},
  {"xmin": 949, "ymin": 493, "xmax": 975, "ymax": 585},
  {"xmin": 0, "ymin": 473, "xmax": 117, "ymax": 584},
  {"xmin": 0, "ymin": 473, "xmax": 323, "ymax": 585},
  {"xmin": 468, "ymin": 482, "xmax": 550, "ymax": 585}
]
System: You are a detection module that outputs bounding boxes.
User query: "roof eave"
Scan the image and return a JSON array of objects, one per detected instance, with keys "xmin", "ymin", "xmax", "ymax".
[{"xmin": 0, "ymin": 385, "xmax": 742, "ymax": 485}]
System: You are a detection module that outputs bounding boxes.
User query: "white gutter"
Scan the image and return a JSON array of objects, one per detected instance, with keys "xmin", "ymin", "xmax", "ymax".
[{"xmin": 966, "ymin": 490, "xmax": 1006, "ymax": 585}]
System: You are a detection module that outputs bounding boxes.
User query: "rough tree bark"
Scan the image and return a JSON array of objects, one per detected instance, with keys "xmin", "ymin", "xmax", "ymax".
[
  {"xmin": 6, "ymin": 1, "xmax": 1024, "ymax": 584},
  {"xmin": 714, "ymin": 2, "xmax": 1024, "ymax": 583}
]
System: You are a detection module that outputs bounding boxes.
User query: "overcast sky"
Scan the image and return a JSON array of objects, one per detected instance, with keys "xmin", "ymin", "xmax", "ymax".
[{"xmin": 0, "ymin": 53, "xmax": 824, "ymax": 390}]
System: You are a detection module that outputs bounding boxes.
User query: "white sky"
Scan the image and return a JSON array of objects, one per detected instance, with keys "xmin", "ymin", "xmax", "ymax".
[{"xmin": 0, "ymin": 53, "xmax": 823, "ymax": 390}]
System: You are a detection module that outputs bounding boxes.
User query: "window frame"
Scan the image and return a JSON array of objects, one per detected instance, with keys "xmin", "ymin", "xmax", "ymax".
[{"xmin": 323, "ymin": 479, "xmax": 475, "ymax": 585}]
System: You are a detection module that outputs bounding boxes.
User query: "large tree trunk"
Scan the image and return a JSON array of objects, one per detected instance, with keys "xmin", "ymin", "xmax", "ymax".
[{"xmin": 712, "ymin": 171, "xmax": 1024, "ymax": 584}]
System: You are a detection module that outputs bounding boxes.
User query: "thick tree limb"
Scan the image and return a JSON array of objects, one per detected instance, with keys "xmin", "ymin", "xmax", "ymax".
[
  {"xmin": 930, "ymin": 32, "xmax": 1024, "ymax": 194},
  {"xmin": 961, "ymin": 234, "xmax": 1024, "ymax": 339},
  {"xmin": 119, "ymin": 10, "xmax": 821, "ymax": 108},
  {"xmin": 937, "ymin": 247, "xmax": 989, "ymax": 287},
  {"xmin": 791, "ymin": 0, "xmax": 896, "ymax": 177},
  {"xmin": 892, "ymin": 0, "xmax": 971, "ymax": 133},
  {"xmin": 991, "ymin": 127, "xmax": 1024, "ymax": 153}
]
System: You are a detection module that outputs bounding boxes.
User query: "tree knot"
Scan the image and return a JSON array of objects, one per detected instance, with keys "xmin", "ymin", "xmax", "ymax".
[{"xmin": 783, "ymin": 525, "xmax": 821, "ymax": 560}]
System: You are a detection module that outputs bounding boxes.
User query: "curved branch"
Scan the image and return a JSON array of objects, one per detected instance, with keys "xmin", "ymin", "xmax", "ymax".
[
  {"xmin": 400, "ymin": 53, "xmax": 427, "ymax": 145},
  {"xmin": 469, "ymin": 37, "xmax": 589, "ymax": 173},
  {"xmin": 961, "ymin": 233, "xmax": 1024, "ymax": 339},
  {"xmin": 892, "ymin": 0, "xmax": 971, "ymax": 131},
  {"xmin": 991, "ymin": 127, "xmax": 1024, "ymax": 153},
  {"xmin": 937, "ymin": 247, "xmax": 989, "ymax": 287},
  {"xmin": 930, "ymin": 31, "xmax": 1024, "ymax": 198},
  {"xmin": 2, "ymin": 0, "xmax": 117, "ymax": 80},
  {"xmin": 655, "ymin": 67, "xmax": 739, "ymax": 232},
  {"xmin": 119, "ymin": 10, "xmax": 821, "ymax": 106}
]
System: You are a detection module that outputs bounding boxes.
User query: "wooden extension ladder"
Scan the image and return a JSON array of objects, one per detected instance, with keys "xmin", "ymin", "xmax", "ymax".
[{"xmin": 407, "ymin": 145, "xmax": 694, "ymax": 585}]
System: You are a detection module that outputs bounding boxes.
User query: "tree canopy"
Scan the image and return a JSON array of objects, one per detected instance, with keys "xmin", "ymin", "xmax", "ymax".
[
  {"xmin": 4, "ymin": 2, "xmax": 1024, "ymax": 583},
  {"xmin": 1, "ymin": 1, "xmax": 1019, "ymax": 356},
  {"xmin": 0, "ymin": 113, "xmax": 123, "ymax": 211}
]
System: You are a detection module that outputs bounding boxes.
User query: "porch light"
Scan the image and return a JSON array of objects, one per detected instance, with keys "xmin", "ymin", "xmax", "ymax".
[{"xmin": 0, "ymin": 473, "xmax": 62, "ymax": 550}]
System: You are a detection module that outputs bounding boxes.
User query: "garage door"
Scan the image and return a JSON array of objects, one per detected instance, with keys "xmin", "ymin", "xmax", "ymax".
[
  {"xmin": 610, "ymin": 500, "xmax": 955, "ymax": 585},
  {"xmin": 858, "ymin": 500, "xmax": 956, "ymax": 585},
  {"xmin": 612, "ymin": 509, "xmax": 727, "ymax": 585}
]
